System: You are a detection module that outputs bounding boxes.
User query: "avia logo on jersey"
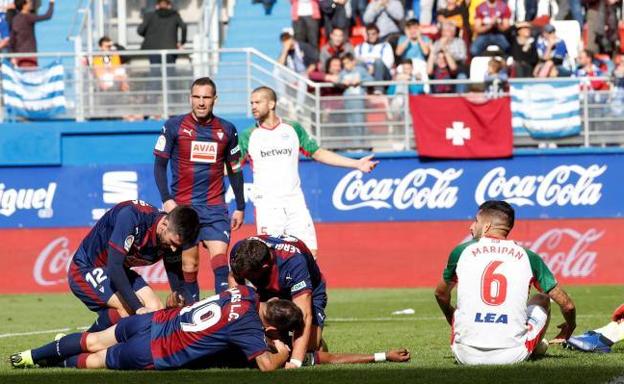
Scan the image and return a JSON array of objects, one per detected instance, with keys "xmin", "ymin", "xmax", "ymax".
[
  {"xmin": 34, "ymin": 236, "xmax": 72, "ymax": 286},
  {"xmin": 475, "ymin": 165, "xmax": 606, "ymax": 207},
  {"xmin": 332, "ymin": 169, "xmax": 463, "ymax": 211},
  {"xmin": 474, "ymin": 312, "xmax": 508, "ymax": 324},
  {"xmin": 190, "ymin": 141, "xmax": 218, "ymax": 163},
  {"xmin": 260, "ymin": 148, "xmax": 293, "ymax": 158},
  {"xmin": 0, "ymin": 182, "xmax": 56, "ymax": 217},
  {"xmin": 102, "ymin": 171, "xmax": 138, "ymax": 204}
]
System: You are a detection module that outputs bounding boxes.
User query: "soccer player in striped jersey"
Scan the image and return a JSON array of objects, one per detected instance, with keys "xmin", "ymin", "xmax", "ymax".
[
  {"xmin": 154, "ymin": 77, "xmax": 246, "ymax": 295},
  {"xmin": 434, "ymin": 200, "xmax": 577, "ymax": 365},
  {"xmin": 11, "ymin": 286, "xmax": 300, "ymax": 371}
]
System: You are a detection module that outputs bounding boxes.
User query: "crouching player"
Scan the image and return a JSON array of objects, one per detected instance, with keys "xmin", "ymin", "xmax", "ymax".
[
  {"xmin": 434, "ymin": 200, "xmax": 577, "ymax": 365},
  {"xmin": 565, "ymin": 304, "xmax": 624, "ymax": 353},
  {"xmin": 229, "ymin": 235, "xmax": 327, "ymax": 369},
  {"xmin": 11, "ymin": 286, "xmax": 300, "ymax": 371},
  {"xmin": 68, "ymin": 200, "xmax": 200, "ymax": 332}
]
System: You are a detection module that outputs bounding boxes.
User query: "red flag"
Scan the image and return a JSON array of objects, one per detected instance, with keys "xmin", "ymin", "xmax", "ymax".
[{"xmin": 409, "ymin": 95, "xmax": 513, "ymax": 159}]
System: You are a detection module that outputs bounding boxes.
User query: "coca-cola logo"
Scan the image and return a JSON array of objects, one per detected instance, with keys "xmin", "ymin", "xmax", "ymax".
[
  {"xmin": 34, "ymin": 237, "xmax": 72, "ymax": 286},
  {"xmin": 332, "ymin": 169, "xmax": 463, "ymax": 211},
  {"xmin": 475, "ymin": 165, "xmax": 606, "ymax": 207}
]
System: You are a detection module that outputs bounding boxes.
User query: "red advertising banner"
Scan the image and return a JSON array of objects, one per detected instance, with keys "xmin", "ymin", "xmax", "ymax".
[{"xmin": 0, "ymin": 219, "xmax": 619, "ymax": 293}]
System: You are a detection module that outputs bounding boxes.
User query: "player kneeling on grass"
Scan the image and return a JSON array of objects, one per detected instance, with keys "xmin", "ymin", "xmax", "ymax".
[
  {"xmin": 565, "ymin": 304, "xmax": 624, "ymax": 353},
  {"xmin": 11, "ymin": 286, "xmax": 300, "ymax": 371},
  {"xmin": 230, "ymin": 235, "xmax": 327, "ymax": 369},
  {"xmin": 434, "ymin": 200, "xmax": 577, "ymax": 365}
]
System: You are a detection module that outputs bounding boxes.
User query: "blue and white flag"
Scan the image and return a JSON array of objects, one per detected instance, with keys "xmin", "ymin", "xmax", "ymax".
[
  {"xmin": 1, "ymin": 61, "xmax": 66, "ymax": 119},
  {"xmin": 510, "ymin": 80, "xmax": 581, "ymax": 139}
]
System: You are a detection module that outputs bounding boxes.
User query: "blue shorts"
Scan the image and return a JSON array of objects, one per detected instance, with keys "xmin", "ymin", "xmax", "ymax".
[
  {"xmin": 193, "ymin": 205, "xmax": 230, "ymax": 244},
  {"xmin": 105, "ymin": 313, "xmax": 155, "ymax": 370},
  {"xmin": 312, "ymin": 286, "xmax": 328, "ymax": 328},
  {"xmin": 68, "ymin": 260, "xmax": 148, "ymax": 312}
]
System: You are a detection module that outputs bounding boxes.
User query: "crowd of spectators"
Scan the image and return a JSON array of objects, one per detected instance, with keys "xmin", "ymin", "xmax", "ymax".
[{"xmin": 279, "ymin": 0, "xmax": 624, "ymax": 99}]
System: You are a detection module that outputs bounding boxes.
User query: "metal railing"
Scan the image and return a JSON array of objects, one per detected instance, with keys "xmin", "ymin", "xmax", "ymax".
[{"xmin": 1, "ymin": 48, "xmax": 623, "ymax": 152}]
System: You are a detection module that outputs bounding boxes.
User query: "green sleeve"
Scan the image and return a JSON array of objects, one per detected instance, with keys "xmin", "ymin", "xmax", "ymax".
[
  {"xmin": 238, "ymin": 126, "xmax": 252, "ymax": 159},
  {"xmin": 288, "ymin": 120, "xmax": 319, "ymax": 157},
  {"xmin": 443, "ymin": 240, "xmax": 476, "ymax": 283},
  {"xmin": 526, "ymin": 248, "xmax": 558, "ymax": 293}
]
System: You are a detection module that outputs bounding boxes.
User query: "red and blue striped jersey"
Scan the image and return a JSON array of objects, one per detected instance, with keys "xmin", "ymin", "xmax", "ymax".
[
  {"xmin": 153, "ymin": 113, "xmax": 242, "ymax": 207},
  {"xmin": 72, "ymin": 200, "xmax": 168, "ymax": 268},
  {"xmin": 150, "ymin": 286, "xmax": 267, "ymax": 369},
  {"xmin": 234, "ymin": 235, "xmax": 327, "ymax": 302}
]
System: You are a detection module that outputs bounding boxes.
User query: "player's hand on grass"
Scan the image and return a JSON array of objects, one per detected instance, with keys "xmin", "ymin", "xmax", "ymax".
[
  {"xmin": 386, "ymin": 348, "xmax": 411, "ymax": 362},
  {"xmin": 356, "ymin": 155, "xmax": 379, "ymax": 173},
  {"xmin": 611, "ymin": 303, "xmax": 624, "ymax": 322},
  {"xmin": 550, "ymin": 322, "xmax": 576, "ymax": 344},
  {"xmin": 165, "ymin": 291, "xmax": 186, "ymax": 308},
  {"xmin": 231, "ymin": 210, "xmax": 244, "ymax": 230},
  {"xmin": 163, "ymin": 199, "xmax": 178, "ymax": 213}
]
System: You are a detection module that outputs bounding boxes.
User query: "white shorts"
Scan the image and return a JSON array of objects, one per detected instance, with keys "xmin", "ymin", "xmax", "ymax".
[
  {"xmin": 254, "ymin": 194, "xmax": 318, "ymax": 251},
  {"xmin": 451, "ymin": 305, "xmax": 549, "ymax": 365}
]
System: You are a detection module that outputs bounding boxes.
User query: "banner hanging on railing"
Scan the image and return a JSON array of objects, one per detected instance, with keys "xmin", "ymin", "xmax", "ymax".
[
  {"xmin": 1, "ymin": 60, "xmax": 66, "ymax": 119},
  {"xmin": 510, "ymin": 80, "xmax": 582, "ymax": 139},
  {"xmin": 409, "ymin": 95, "xmax": 513, "ymax": 159}
]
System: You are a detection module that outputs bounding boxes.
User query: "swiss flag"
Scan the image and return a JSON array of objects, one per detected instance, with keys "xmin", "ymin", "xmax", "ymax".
[{"xmin": 409, "ymin": 95, "xmax": 513, "ymax": 159}]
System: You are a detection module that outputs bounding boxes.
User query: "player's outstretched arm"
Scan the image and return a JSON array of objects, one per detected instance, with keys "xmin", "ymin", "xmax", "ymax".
[
  {"xmin": 548, "ymin": 285, "xmax": 577, "ymax": 343},
  {"xmin": 312, "ymin": 149, "xmax": 378, "ymax": 173},
  {"xmin": 434, "ymin": 280, "xmax": 455, "ymax": 326},
  {"xmin": 288, "ymin": 291, "xmax": 314, "ymax": 368},
  {"xmin": 315, "ymin": 348, "xmax": 410, "ymax": 365},
  {"xmin": 255, "ymin": 340, "xmax": 290, "ymax": 371}
]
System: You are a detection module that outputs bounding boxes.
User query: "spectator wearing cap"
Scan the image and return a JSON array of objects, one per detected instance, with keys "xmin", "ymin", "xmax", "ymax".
[
  {"xmin": 319, "ymin": 0, "xmax": 351, "ymax": 38},
  {"xmin": 319, "ymin": 27, "xmax": 354, "ymax": 70},
  {"xmin": 354, "ymin": 24, "xmax": 394, "ymax": 93},
  {"xmin": 431, "ymin": 21, "xmax": 468, "ymax": 91},
  {"xmin": 395, "ymin": 19, "xmax": 432, "ymax": 63},
  {"xmin": 509, "ymin": 21, "xmax": 537, "ymax": 77},
  {"xmin": 9, "ymin": 0, "xmax": 54, "ymax": 67},
  {"xmin": 534, "ymin": 24, "xmax": 570, "ymax": 77},
  {"xmin": 290, "ymin": 0, "xmax": 321, "ymax": 50},
  {"xmin": 363, "ymin": 0, "xmax": 405, "ymax": 42},
  {"xmin": 470, "ymin": 0, "xmax": 511, "ymax": 56}
]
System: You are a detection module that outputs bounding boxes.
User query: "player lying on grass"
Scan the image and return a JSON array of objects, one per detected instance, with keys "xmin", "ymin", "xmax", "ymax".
[
  {"xmin": 68, "ymin": 200, "xmax": 200, "ymax": 332},
  {"xmin": 11, "ymin": 286, "xmax": 300, "ymax": 371},
  {"xmin": 229, "ymin": 235, "xmax": 327, "ymax": 369},
  {"xmin": 565, "ymin": 304, "xmax": 624, "ymax": 353},
  {"xmin": 434, "ymin": 200, "xmax": 577, "ymax": 365}
]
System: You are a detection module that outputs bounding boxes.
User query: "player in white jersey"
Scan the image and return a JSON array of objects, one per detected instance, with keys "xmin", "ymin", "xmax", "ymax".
[
  {"xmin": 240, "ymin": 86, "xmax": 378, "ymax": 258},
  {"xmin": 435, "ymin": 200, "xmax": 577, "ymax": 365}
]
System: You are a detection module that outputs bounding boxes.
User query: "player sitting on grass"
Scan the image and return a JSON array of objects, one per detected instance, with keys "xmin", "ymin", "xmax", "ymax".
[
  {"xmin": 434, "ymin": 200, "xmax": 577, "ymax": 365},
  {"xmin": 229, "ymin": 235, "xmax": 327, "ymax": 369},
  {"xmin": 565, "ymin": 304, "xmax": 624, "ymax": 353},
  {"xmin": 11, "ymin": 286, "xmax": 300, "ymax": 371}
]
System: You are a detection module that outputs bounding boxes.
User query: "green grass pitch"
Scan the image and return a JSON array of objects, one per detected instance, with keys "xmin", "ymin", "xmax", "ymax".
[{"xmin": 2, "ymin": 286, "xmax": 624, "ymax": 384}]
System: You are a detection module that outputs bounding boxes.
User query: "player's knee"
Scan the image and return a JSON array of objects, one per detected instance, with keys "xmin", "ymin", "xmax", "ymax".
[
  {"xmin": 85, "ymin": 333, "xmax": 106, "ymax": 352},
  {"xmin": 528, "ymin": 293, "xmax": 551, "ymax": 312},
  {"xmin": 145, "ymin": 299, "xmax": 164, "ymax": 311},
  {"xmin": 86, "ymin": 350, "xmax": 108, "ymax": 369}
]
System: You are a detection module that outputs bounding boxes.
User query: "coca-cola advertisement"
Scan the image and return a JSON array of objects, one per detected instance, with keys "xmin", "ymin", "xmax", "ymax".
[{"xmin": 0, "ymin": 219, "xmax": 620, "ymax": 293}]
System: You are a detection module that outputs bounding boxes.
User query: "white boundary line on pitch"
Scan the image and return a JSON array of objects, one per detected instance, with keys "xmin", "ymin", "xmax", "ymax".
[{"xmin": 0, "ymin": 313, "xmax": 611, "ymax": 338}]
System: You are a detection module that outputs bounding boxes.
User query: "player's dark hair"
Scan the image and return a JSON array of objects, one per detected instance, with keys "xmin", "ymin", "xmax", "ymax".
[
  {"xmin": 167, "ymin": 205, "xmax": 200, "ymax": 245},
  {"xmin": 478, "ymin": 200, "xmax": 515, "ymax": 231},
  {"xmin": 191, "ymin": 77, "xmax": 217, "ymax": 96},
  {"xmin": 230, "ymin": 239, "xmax": 271, "ymax": 278},
  {"xmin": 265, "ymin": 299, "xmax": 304, "ymax": 334},
  {"xmin": 252, "ymin": 86, "xmax": 277, "ymax": 104},
  {"xmin": 98, "ymin": 36, "xmax": 112, "ymax": 47}
]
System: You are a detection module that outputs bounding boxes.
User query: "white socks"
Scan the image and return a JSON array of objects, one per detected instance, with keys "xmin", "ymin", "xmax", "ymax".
[{"xmin": 595, "ymin": 321, "xmax": 624, "ymax": 343}]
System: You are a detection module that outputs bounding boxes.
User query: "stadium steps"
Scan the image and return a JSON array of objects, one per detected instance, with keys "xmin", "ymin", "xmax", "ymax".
[
  {"xmin": 215, "ymin": 1, "xmax": 291, "ymax": 115},
  {"xmin": 36, "ymin": 0, "xmax": 80, "ymax": 64}
]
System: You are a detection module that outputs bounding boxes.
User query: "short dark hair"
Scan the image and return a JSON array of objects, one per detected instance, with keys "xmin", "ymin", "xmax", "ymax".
[
  {"xmin": 325, "ymin": 56, "xmax": 342, "ymax": 73},
  {"xmin": 167, "ymin": 205, "xmax": 200, "ymax": 245},
  {"xmin": 341, "ymin": 52, "xmax": 355, "ymax": 62},
  {"xmin": 15, "ymin": 0, "xmax": 26, "ymax": 11},
  {"xmin": 405, "ymin": 18, "xmax": 420, "ymax": 27},
  {"xmin": 331, "ymin": 27, "xmax": 345, "ymax": 35},
  {"xmin": 280, "ymin": 32, "xmax": 293, "ymax": 42},
  {"xmin": 478, "ymin": 200, "xmax": 515, "ymax": 231},
  {"xmin": 399, "ymin": 58, "xmax": 413, "ymax": 66},
  {"xmin": 190, "ymin": 77, "xmax": 217, "ymax": 95},
  {"xmin": 365, "ymin": 24, "xmax": 380, "ymax": 33},
  {"xmin": 98, "ymin": 36, "xmax": 112, "ymax": 47},
  {"xmin": 230, "ymin": 239, "xmax": 272, "ymax": 279},
  {"xmin": 252, "ymin": 86, "xmax": 277, "ymax": 104},
  {"xmin": 265, "ymin": 299, "xmax": 304, "ymax": 334}
]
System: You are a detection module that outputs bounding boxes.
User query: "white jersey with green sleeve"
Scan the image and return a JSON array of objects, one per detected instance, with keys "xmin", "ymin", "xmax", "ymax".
[
  {"xmin": 443, "ymin": 236, "xmax": 557, "ymax": 350},
  {"xmin": 239, "ymin": 119, "xmax": 320, "ymax": 201}
]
